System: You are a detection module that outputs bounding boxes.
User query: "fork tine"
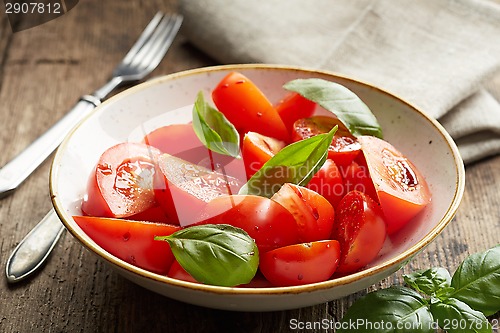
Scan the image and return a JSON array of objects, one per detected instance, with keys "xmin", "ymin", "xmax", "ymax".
[
  {"xmin": 130, "ymin": 14, "xmax": 183, "ymax": 70},
  {"xmin": 144, "ymin": 16, "xmax": 184, "ymax": 72},
  {"xmin": 119, "ymin": 12, "xmax": 164, "ymax": 68},
  {"xmin": 129, "ymin": 15, "xmax": 173, "ymax": 68}
]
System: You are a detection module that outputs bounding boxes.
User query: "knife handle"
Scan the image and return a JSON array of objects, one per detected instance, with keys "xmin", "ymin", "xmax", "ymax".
[
  {"xmin": 6, "ymin": 209, "xmax": 66, "ymax": 283},
  {"xmin": 0, "ymin": 97, "xmax": 98, "ymax": 198}
]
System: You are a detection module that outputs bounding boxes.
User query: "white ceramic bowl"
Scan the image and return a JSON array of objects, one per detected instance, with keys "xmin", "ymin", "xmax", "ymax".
[{"xmin": 50, "ymin": 64, "xmax": 465, "ymax": 311}]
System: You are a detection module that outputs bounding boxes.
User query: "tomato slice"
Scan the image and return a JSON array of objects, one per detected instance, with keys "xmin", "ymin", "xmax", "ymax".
[
  {"xmin": 196, "ymin": 195, "xmax": 299, "ymax": 253},
  {"xmin": 144, "ymin": 123, "xmax": 246, "ymax": 181},
  {"xmin": 341, "ymin": 155, "xmax": 378, "ymax": 203},
  {"xmin": 154, "ymin": 154, "xmax": 243, "ymax": 226},
  {"xmin": 358, "ymin": 136, "xmax": 431, "ymax": 235},
  {"xmin": 81, "ymin": 142, "xmax": 162, "ymax": 220},
  {"xmin": 332, "ymin": 191, "xmax": 387, "ymax": 274},
  {"xmin": 242, "ymin": 131, "xmax": 286, "ymax": 179},
  {"xmin": 292, "ymin": 116, "xmax": 361, "ymax": 167},
  {"xmin": 212, "ymin": 72, "xmax": 289, "ymax": 141},
  {"xmin": 306, "ymin": 159, "xmax": 345, "ymax": 208},
  {"xmin": 259, "ymin": 240, "xmax": 340, "ymax": 286},
  {"xmin": 73, "ymin": 216, "xmax": 181, "ymax": 274},
  {"xmin": 271, "ymin": 183, "xmax": 335, "ymax": 243},
  {"xmin": 144, "ymin": 123, "xmax": 204, "ymax": 164},
  {"xmin": 275, "ymin": 92, "xmax": 316, "ymax": 133},
  {"xmin": 167, "ymin": 260, "xmax": 199, "ymax": 283}
]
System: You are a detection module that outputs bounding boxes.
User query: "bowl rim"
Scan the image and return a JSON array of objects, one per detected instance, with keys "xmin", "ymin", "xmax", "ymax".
[{"xmin": 50, "ymin": 63, "xmax": 465, "ymax": 295}]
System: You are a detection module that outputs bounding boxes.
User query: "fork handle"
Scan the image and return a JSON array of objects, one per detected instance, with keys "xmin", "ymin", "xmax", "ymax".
[{"xmin": 6, "ymin": 209, "xmax": 65, "ymax": 283}]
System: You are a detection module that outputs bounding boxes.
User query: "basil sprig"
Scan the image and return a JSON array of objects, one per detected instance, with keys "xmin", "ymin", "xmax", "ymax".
[
  {"xmin": 239, "ymin": 126, "xmax": 337, "ymax": 198},
  {"xmin": 337, "ymin": 245, "xmax": 499, "ymax": 333},
  {"xmin": 155, "ymin": 224, "xmax": 259, "ymax": 287},
  {"xmin": 284, "ymin": 78, "xmax": 383, "ymax": 138},
  {"xmin": 339, "ymin": 287, "xmax": 435, "ymax": 333},
  {"xmin": 192, "ymin": 92, "xmax": 240, "ymax": 158},
  {"xmin": 450, "ymin": 245, "xmax": 500, "ymax": 316}
]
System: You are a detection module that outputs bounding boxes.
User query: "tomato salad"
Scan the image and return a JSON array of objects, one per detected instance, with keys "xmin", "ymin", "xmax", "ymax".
[{"xmin": 74, "ymin": 72, "xmax": 431, "ymax": 287}]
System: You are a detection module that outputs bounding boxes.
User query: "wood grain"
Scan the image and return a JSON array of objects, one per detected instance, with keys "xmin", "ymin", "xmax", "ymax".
[{"xmin": 0, "ymin": 1, "xmax": 499, "ymax": 332}]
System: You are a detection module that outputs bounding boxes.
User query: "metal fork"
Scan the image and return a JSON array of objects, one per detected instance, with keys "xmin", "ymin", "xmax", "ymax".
[{"xmin": 5, "ymin": 12, "xmax": 183, "ymax": 283}]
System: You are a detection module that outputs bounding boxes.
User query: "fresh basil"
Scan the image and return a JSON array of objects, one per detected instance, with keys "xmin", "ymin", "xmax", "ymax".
[
  {"xmin": 283, "ymin": 78, "xmax": 383, "ymax": 138},
  {"xmin": 192, "ymin": 91, "xmax": 240, "ymax": 158},
  {"xmin": 155, "ymin": 224, "xmax": 258, "ymax": 287},
  {"xmin": 450, "ymin": 245, "xmax": 500, "ymax": 316},
  {"xmin": 239, "ymin": 126, "xmax": 337, "ymax": 197},
  {"xmin": 337, "ymin": 287, "xmax": 434, "ymax": 333},
  {"xmin": 430, "ymin": 298, "xmax": 492, "ymax": 333},
  {"xmin": 338, "ymin": 245, "xmax": 499, "ymax": 333},
  {"xmin": 403, "ymin": 267, "xmax": 453, "ymax": 297}
]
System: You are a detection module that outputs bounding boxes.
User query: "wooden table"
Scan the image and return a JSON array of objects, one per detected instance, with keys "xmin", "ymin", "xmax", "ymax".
[{"xmin": 1, "ymin": 1, "xmax": 499, "ymax": 332}]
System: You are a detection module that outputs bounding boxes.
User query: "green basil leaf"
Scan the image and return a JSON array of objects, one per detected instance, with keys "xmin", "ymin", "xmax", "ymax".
[
  {"xmin": 430, "ymin": 298, "xmax": 492, "ymax": 333},
  {"xmin": 155, "ymin": 224, "xmax": 258, "ymax": 287},
  {"xmin": 192, "ymin": 91, "xmax": 240, "ymax": 158},
  {"xmin": 404, "ymin": 267, "xmax": 453, "ymax": 297},
  {"xmin": 450, "ymin": 245, "xmax": 500, "ymax": 316},
  {"xmin": 337, "ymin": 286, "xmax": 434, "ymax": 333},
  {"xmin": 284, "ymin": 78, "xmax": 383, "ymax": 138},
  {"xmin": 239, "ymin": 126, "xmax": 337, "ymax": 197}
]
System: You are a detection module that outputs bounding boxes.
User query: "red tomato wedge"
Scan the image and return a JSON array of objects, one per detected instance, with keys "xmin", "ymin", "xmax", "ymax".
[
  {"xmin": 167, "ymin": 260, "xmax": 199, "ymax": 283},
  {"xmin": 212, "ymin": 72, "xmax": 289, "ymax": 141},
  {"xmin": 292, "ymin": 116, "xmax": 361, "ymax": 167},
  {"xmin": 307, "ymin": 159, "xmax": 345, "ymax": 208},
  {"xmin": 73, "ymin": 216, "xmax": 181, "ymax": 274},
  {"xmin": 358, "ymin": 136, "xmax": 431, "ymax": 235},
  {"xmin": 196, "ymin": 195, "xmax": 299, "ymax": 253},
  {"xmin": 144, "ymin": 124, "xmax": 247, "ymax": 182},
  {"xmin": 275, "ymin": 92, "xmax": 316, "ymax": 133},
  {"xmin": 259, "ymin": 240, "xmax": 341, "ymax": 286},
  {"xmin": 81, "ymin": 142, "xmax": 162, "ymax": 220},
  {"xmin": 332, "ymin": 191, "xmax": 386, "ymax": 274},
  {"xmin": 242, "ymin": 132, "xmax": 286, "ymax": 179},
  {"xmin": 341, "ymin": 156, "xmax": 378, "ymax": 203},
  {"xmin": 271, "ymin": 183, "xmax": 335, "ymax": 243},
  {"xmin": 144, "ymin": 123, "xmax": 203, "ymax": 164},
  {"xmin": 154, "ymin": 154, "xmax": 243, "ymax": 226}
]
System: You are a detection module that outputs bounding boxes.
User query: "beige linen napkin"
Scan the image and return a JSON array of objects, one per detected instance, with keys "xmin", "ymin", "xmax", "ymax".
[{"xmin": 179, "ymin": 0, "xmax": 500, "ymax": 164}]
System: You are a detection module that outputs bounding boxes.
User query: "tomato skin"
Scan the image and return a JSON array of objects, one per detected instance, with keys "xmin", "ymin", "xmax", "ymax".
[
  {"xmin": 341, "ymin": 156, "xmax": 378, "ymax": 203},
  {"xmin": 307, "ymin": 159, "xmax": 345, "ymax": 208},
  {"xmin": 144, "ymin": 123, "xmax": 201, "ymax": 164},
  {"xmin": 292, "ymin": 116, "xmax": 361, "ymax": 167},
  {"xmin": 82, "ymin": 172, "xmax": 112, "ymax": 217},
  {"xmin": 242, "ymin": 132, "xmax": 286, "ymax": 179},
  {"xmin": 259, "ymin": 240, "xmax": 340, "ymax": 286},
  {"xmin": 167, "ymin": 260, "xmax": 199, "ymax": 283},
  {"xmin": 73, "ymin": 216, "xmax": 181, "ymax": 274},
  {"xmin": 126, "ymin": 204, "xmax": 173, "ymax": 224},
  {"xmin": 81, "ymin": 142, "xmax": 161, "ymax": 219},
  {"xmin": 271, "ymin": 183, "xmax": 335, "ymax": 243},
  {"xmin": 275, "ymin": 92, "xmax": 316, "ymax": 133},
  {"xmin": 332, "ymin": 191, "xmax": 386, "ymax": 274},
  {"xmin": 358, "ymin": 136, "xmax": 431, "ymax": 235},
  {"xmin": 212, "ymin": 72, "xmax": 289, "ymax": 141},
  {"xmin": 144, "ymin": 124, "xmax": 247, "ymax": 182},
  {"xmin": 196, "ymin": 195, "xmax": 299, "ymax": 253},
  {"xmin": 154, "ymin": 154, "xmax": 243, "ymax": 226}
]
